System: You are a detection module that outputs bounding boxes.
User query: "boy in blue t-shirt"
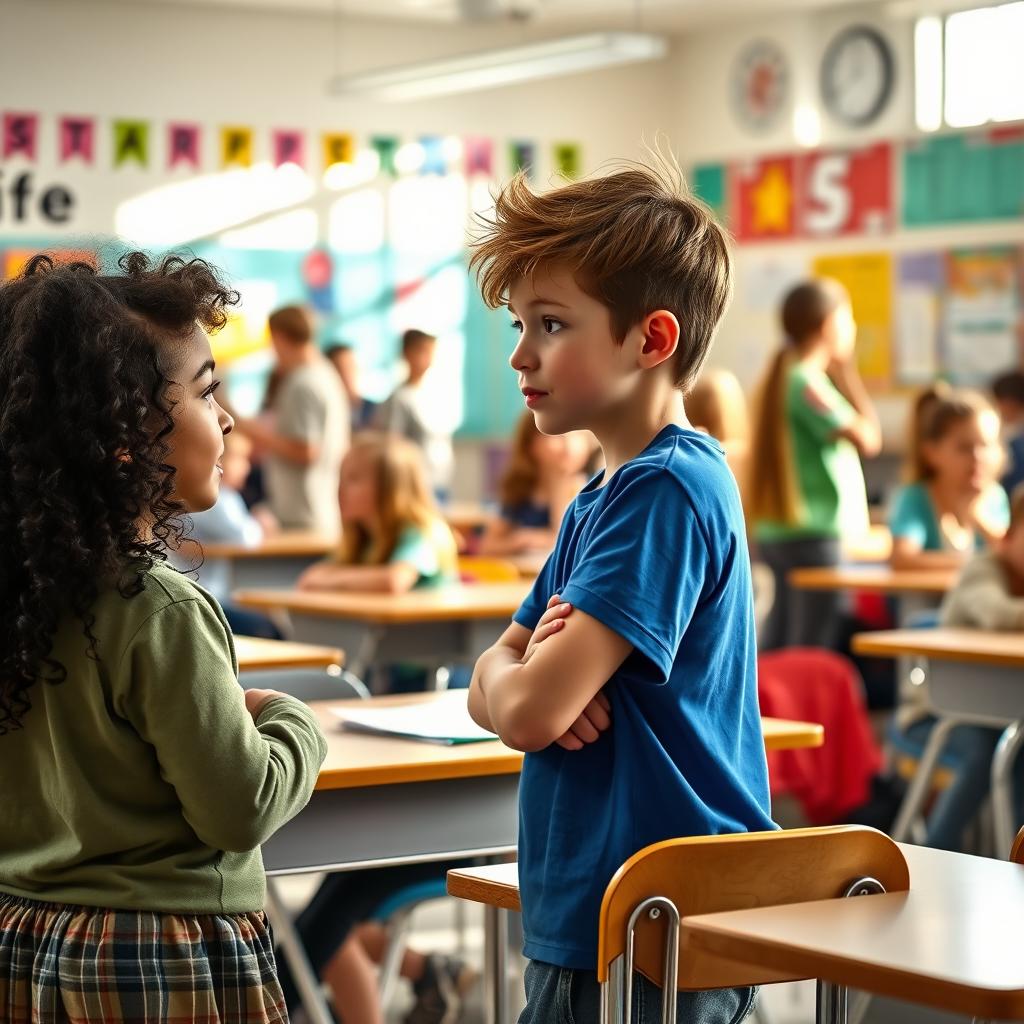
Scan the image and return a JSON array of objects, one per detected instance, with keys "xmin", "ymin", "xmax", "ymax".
[{"xmin": 467, "ymin": 166, "xmax": 774, "ymax": 1024}]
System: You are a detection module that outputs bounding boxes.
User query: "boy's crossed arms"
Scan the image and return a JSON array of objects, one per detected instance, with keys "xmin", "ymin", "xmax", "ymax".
[{"xmin": 468, "ymin": 593, "xmax": 630, "ymax": 752}]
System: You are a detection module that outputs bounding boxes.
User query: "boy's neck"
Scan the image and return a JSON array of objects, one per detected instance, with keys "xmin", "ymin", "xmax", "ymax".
[{"xmin": 592, "ymin": 385, "xmax": 688, "ymax": 484}]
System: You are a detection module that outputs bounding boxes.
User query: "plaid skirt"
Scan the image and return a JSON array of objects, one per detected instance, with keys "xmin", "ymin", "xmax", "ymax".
[{"xmin": 0, "ymin": 892, "xmax": 288, "ymax": 1024}]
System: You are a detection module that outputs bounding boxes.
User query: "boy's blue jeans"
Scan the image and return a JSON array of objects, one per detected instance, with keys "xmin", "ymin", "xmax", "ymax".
[{"xmin": 519, "ymin": 960, "xmax": 757, "ymax": 1024}]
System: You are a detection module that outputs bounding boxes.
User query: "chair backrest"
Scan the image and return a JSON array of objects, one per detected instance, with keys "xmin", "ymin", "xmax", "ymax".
[
  {"xmin": 239, "ymin": 666, "xmax": 370, "ymax": 702},
  {"xmin": 1011, "ymin": 826, "xmax": 1024, "ymax": 864},
  {"xmin": 598, "ymin": 825, "xmax": 909, "ymax": 992},
  {"xmin": 457, "ymin": 555, "xmax": 521, "ymax": 583}
]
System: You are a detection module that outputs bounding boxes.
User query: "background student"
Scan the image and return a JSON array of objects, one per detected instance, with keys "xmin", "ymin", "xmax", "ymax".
[
  {"xmin": 685, "ymin": 366, "xmax": 750, "ymax": 483},
  {"xmin": 0, "ymin": 253, "xmax": 325, "ymax": 1022},
  {"xmin": 747, "ymin": 279, "xmax": 881, "ymax": 650},
  {"xmin": 234, "ymin": 305, "xmax": 349, "ymax": 535}
]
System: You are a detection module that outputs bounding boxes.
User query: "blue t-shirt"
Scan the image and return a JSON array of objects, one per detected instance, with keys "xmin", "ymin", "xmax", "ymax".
[
  {"xmin": 513, "ymin": 425, "xmax": 774, "ymax": 970},
  {"xmin": 889, "ymin": 481, "xmax": 1009, "ymax": 551}
]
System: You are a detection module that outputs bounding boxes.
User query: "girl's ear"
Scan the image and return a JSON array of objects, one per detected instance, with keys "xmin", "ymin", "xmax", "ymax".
[{"xmin": 638, "ymin": 310, "xmax": 680, "ymax": 370}]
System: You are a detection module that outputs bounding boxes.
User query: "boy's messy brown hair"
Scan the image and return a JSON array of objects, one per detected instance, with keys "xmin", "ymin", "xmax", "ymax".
[{"xmin": 469, "ymin": 160, "xmax": 732, "ymax": 393}]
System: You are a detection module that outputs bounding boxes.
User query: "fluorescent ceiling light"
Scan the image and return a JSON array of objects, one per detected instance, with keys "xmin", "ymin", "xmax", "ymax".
[{"xmin": 328, "ymin": 32, "xmax": 668, "ymax": 102}]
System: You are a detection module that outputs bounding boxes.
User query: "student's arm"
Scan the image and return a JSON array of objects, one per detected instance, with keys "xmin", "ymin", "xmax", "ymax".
[
  {"xmin": 118, "ymin": 598, "xmax": 327, "ymax": 852},
  {"xmin": 890, "ymin": 536, "xmax": 968, "ymax": 571},
  {"xmin": 296, "ymin": 561, "xmax": 419, "ymax": 594},
  {"xmin": 478, "ymin": 518, "xmax": 556, "ymax": 556},
  {"xmin": 888, "ymin": 485, "xmax": 967, "ymax": 570},
  {"xmin": 235, "ymin": 416, "xmax": 319, "ymax": 466},
  {"xmin": 941, "ymin": 555, "xmax": 1024, "ymax": 630},
  {"xmin": 828, "ymin": 360, "xmax": 882, "ymax": 457}
]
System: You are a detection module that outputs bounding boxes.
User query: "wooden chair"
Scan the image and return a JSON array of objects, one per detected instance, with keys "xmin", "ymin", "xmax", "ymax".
[
  {"xmin": 1009, "ymin": 825, "xmax": 1024, "ymax": 864},
  {"xmin": 457, "ymin": 555, "xmax": 521, "ymax": 583},
  {"xmin": 597, "ymin": 825, "xmax": 909, "ymax": 1024}
]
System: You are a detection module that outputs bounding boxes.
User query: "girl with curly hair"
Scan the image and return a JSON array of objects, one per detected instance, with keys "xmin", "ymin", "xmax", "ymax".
[{"xmin": 0, "ymin": 252, "xmax": 327, "ymax": 1023}]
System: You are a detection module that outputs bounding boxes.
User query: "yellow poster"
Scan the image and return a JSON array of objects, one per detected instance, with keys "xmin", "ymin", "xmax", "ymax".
[
  {"xmin": 323, "ymin": 132, "xmax": 355, "ymax": 169},
  {"xmin": 813, "ymin": 252, "xmax": 893, "ymax": 389},
  {"xmin": 220, "ymin": 126, "xmax": 254, "ymax": 168}
]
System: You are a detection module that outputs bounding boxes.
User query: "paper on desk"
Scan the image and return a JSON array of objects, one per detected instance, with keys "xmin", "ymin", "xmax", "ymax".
[{"xmin": 330, "ymin": 697, "xmax": 498, "ymax": 745}]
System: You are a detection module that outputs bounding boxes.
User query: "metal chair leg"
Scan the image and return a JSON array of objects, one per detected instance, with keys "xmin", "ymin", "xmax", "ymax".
[
  {"xmin": 890, "ymin": 715, "xmax": 959, "ymax": 842},
  {"xmin": 991, "ymin": 721, "xmax": 1024, "ymax": 857},
  {"xmin": 483, "ymin": 905, "xmax": 509, "ymax": 1024},
  {"xmin": 816, "ymin": 980, "xmax": 848, "ymax": 1024},
  {"xmin": 377, "ymin": 907, "xmax": 413, "ymax": 1009}
]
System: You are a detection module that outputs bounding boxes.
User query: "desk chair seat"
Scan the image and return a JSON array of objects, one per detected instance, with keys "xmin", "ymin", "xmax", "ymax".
[{"xmin": 598, "ymin": 825, "xmax": 909, "ymax": 1024}]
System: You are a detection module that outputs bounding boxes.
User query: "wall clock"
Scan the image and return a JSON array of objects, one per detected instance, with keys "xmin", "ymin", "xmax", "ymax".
[
  {"xmin": 820, "ymin": 25, "xmax": 895, "ymax": 127},
  {"xmin": 731, "ymin": 39, "xmax": 790, "ymax": 132}
]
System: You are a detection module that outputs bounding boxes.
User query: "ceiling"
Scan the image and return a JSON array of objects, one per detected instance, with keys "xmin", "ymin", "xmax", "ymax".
[{"xmin": 117, "ymin": 0, "xmax": 897, "ymax": 31}]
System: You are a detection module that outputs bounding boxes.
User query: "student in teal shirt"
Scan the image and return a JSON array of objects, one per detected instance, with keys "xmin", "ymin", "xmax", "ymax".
[{"xmin": 748, "ymin": 279, "xmax": 881, "ymax": 649}]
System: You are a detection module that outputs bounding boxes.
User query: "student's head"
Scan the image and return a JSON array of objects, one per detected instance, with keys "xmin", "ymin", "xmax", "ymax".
[
  {"xmin": 469, "ymin": 163, "xmax": 732, "ymax": 436},
  {"xmin": 220, "ymin": 429, "xmax": 253, "ymax": 492},
  {"xmin": 999, "ymin": 485, "xmax": 1024, "ymax": 575},
  {"xmin": 903, "ymin": 382, "xmax": 952, "ymax": 481},
  {"xmin": 500, "ymin": 412, "xmax": 594, "ymax": 507},
  {"xmin": 325, "ymin": 342, "xmax": 359, "ymax": 402},
  {"xmin": 400, "ymin": 329, "xmax": 436, "ymax": 383},
  {"xmin": 337, "ymin": 432, "xmax": 440, "ymax": 564},
  {"xmin": 911, "ymin": 388, "xmax": 1003, "ymax": 495},
  {"xmin": 780, "ymin": 279, "xmax": 855, "ymax": 363},
  {"xmin": 0, "ymin": 251, "xmax": 237, "ymax": 731},
  {"xmin": 992, "ymin": 370, "xmax": 1024, "ymax": 428},
  {"xmin": 685, "ymin": 368, "xmax": 749, "ymax": 445},
  {"xmin": 267, "ymin": 305, "xmax": 315, "ymax": 369}
]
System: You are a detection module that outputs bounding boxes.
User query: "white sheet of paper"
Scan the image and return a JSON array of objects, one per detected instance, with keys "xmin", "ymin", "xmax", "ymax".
[{"xmin": 331, "ymin": 695, "xmax": 498, "ymax": 745}]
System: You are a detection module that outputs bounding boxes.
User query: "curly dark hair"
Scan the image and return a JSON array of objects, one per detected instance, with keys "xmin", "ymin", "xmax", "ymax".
[{"xmin": 0, "ymin": 251, "xmax": 239, "ymax": 734}]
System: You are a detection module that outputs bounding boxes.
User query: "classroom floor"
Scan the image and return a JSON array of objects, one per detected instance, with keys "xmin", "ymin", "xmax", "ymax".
[{"xmin": 275, "ymin": 874, "xmax": 973, "ymax": 1024}]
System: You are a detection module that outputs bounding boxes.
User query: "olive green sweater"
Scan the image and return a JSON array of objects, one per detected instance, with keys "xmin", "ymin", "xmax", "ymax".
[{"xmin": 0, "ymin": 561, "xmax": 327, "ymax": 914}]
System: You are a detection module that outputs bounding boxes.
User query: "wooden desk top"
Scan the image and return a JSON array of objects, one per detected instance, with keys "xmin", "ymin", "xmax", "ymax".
[
  {"xmin": 681, "ymin": 843, "xmax": 1024, "ymax": 1020},
  {"xmin": 201, "ymin": 532, "xmax": 336, "ymax": 560},
  {"xmin": 309, "ymin": 694, "xmax": 822, "ymax": 791},
  {"xmin": 789, "ymin": 566, "xmax": 955, "ymax": 595},
  {"xmin": 852, "ymin": 628, "xmax": 1024, "ymax": 668},
  {"xmin": 234, "ymin": 581, "xmax": 532, "ymax": 624},
  {"xmin": 235, "ymin": 636, "xmax": 344, "ymax": 671},
  {"xmin": 509, "ymin": 552, "xmax": 549, "ymax": 579},
  {"xmin": 443, "ymin": 502, "xmax": 498, "ymax": 533}
]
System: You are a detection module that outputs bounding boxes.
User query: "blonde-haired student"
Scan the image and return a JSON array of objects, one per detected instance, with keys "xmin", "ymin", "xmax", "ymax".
[
  {"xmin": 685, "ymin": 367, "xmax": 750, "ymax": 482},
  {"xmin": 480, "ymin": 412, "xmax": 594, "ymax": 556},
  {"xmin": 0, "ymin": 253, "xmax": 326, "ymax": 1022},
  {"xmin": 297, "ymin": 432, "xmax": 458, "ymax": 593},
  {"xmin": 747, "ymin": 279, "xmax": 881, "ymax": 650},
  {"xmin": 890, "ymin": 387, "xmax": 1008, "ymax": 570}
]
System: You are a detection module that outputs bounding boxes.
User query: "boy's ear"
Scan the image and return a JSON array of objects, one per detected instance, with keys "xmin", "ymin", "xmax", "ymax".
[{"xmin": 638, "ymin": 310, "xmax": 681, "ymax": 370}]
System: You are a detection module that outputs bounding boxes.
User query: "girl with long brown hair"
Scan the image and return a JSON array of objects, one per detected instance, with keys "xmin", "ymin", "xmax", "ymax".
[{"xmin": 747, "ymin": 279, "xmax": 881, "ymax": 649}]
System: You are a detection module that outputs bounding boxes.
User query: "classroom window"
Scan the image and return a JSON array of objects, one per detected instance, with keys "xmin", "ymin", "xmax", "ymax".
[{"xmin": 916, "ymin": 2, "xmax": 1024, "ymax": 131}]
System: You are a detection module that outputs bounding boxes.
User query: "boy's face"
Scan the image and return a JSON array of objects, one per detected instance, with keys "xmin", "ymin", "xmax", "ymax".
[{"xmin": 508, "ymin": 266, "xmax": 636, "ymax": 436}]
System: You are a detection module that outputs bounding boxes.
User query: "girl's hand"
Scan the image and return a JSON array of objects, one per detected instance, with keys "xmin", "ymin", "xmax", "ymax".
[
  {"xmin": 297, "ymin": 563, "xmax": 332, "ymax": 591},
  {"xmin": 522, "ymin": 594, "xmax": 572, "ymax": 663},
  {"xmin": 555, "ymin": 691, "xmax": 613, "ymax": 751},
  {"xmin": 244, "ymin": 688, "xmax": 287, "ymax": 720},
  {"xmin": 938, "ymin": 512, "xmax": 973, "ymax": 554}
]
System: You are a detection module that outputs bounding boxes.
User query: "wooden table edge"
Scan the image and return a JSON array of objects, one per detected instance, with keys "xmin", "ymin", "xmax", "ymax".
[
  {"xmin": 761, "ymin": 719, "xmax": 824, "ymax": 751},
  {"xmin": 314, "ymin": 752, "xmax": 524, "ymax": 791},
  {"xmin": 851, "ymin": 632, "xmax": 1024, "ymax": 668},
  {"xmin": 447, "ymin": 867, "xmax": 522, "ymax": 911}
]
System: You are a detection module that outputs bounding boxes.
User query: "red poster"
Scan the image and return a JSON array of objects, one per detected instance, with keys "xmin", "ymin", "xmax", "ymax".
[
  {"xmin": 733, "ymin": 156, "xmax": 797, "ymax": 241},
  {"xmin": 800, "ymin": 142, "xmax": 892, "ymax": 238},
  {"xmin": 59, "ymin": 117, "xmax": 94, "ymax": 164},
  {"xmin": 273, "ymin": 130, "xmax": 305, "ymax": 169},
  {"xmin": 3, "ymin": 113, "xmax": 38, "ymax": 160}
]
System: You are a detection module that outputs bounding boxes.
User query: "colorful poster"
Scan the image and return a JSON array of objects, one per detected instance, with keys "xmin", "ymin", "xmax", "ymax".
[
  {"xmin": 3, "ymin": 113, "xmax": 38, "ymax": 160},
  {"xmin": 553, "ymin": 142, "xmax": 581, "ymax": 180},
  {"xmin": 465, "ymin": 137, "xmax": 493, "ymax": 176},
  {"xmin": 302, "ymin": 249, "xmax": 335, "ymax": 312},
  {"xmin": 742, "ymin": 254, "xmax": 807, "ymax": 313},
  {"xmin": 273, "ymin": 130, "xmax": 305, "ymax": 169},
  {"xmin": 896, "ymin": 252, "xmax": 944, "ymax": 385},
  {"xmin": 733, "ymin": 156, "xmax": 796, "ymax": 242},
  {"xmin": 323, "ymin": 132, "xmax": 355, "ymax": 169},
  {"xmin": 420, "ymin": 136, "xmax": 447, "ymax": 176},
  {"xmin": 59, "ymin": 117, "xmax": 94, "ymax": 164},
  {"xmin": 113, "ymin": 120, "xmax": 149, "ymax": 167},
  {"xmin": 168, "ymin": 123, "xmax": 200, "ymax": 169},
  {"xmin": 3, "ymin": 249, "xmax": 96, "ymax": 280},
  {"xmin": 509, "ymin": 141, "xmax": 535, "ymax": 179},
  {"xmin": 371, "ymin": 136, "xmax": 399, "ymax": 177},
  {"xmin": 943, "ymin": 247, "xmax": 1021, "ymax": 385},
  {"xmin": 220, "ymin": 127, "xmax": 253, "ymax": 168},
  {"xmin": 800, "ymin": 142, "xmax": 892, "ymax": 238},
  {"xmin": 692, "ymin": 163, "xmax": 727, "ymax": 224},
  {"xmin": 812, "ymin": 252, "xmax": 893, "ymax": 389}
]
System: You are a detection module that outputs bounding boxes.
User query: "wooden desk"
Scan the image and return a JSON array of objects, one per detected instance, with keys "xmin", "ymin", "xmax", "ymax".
[
  {"xmin": 235, "ymin": 582, "xmax": 532, "ymax": 680},
  {"xmin": 681, "ymin": 843, "xmax": 1024, "ymax": 1021},
  {"xmin": 191, "ymin": 531, "xmax": 335, "ymax": 591},
  {"xmin": 854, "ymin": 627, "xmax": 1024, "ymax": 853},
  {"xmin": 508, "ymin": 552, "xmax": 549, "ymax": 579},
  {"xmin": 443, "ymin": 502, "xmax": 497, "ymax": 534},
  {"xmin": 789, "ymin": 566, "xmax": 955, "ymax": 596},
  {"xmin": 234, "ymin": 636, "xmax": 344, "ymax": 672}
]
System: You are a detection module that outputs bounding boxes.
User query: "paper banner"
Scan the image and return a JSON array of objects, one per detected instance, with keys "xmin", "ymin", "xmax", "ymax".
[
  {"xmin": 800, "ymin": 142, "xmax": 892, "ymax": 238},
  {"xmin": 3, "ymin": 113, "xmax": 38, "ymax": 160},
  {"xmin": 168, "ymin": 123, "xmax": 200, "ymax": 169},
  {"xmin": 692, "ymin": 163, "xmax": 728, "ymax": 225},
  {"xmin": 813, "ymin": 251, "xmax": 893, "ymax": 389},
  {"xmin": 896, "ymin": 251, "xmax": 944, "ymax": 386},
  {"xmin": 420, "ymin": 136, "xmax": 447, "ymax": 175},
  {"xmin": 273, "ymin": 130, "xmax": 305, "ymax": 169},
  {"xmin": 113, "ymin": 120, "xmax": 149, "ymax": 167},
  {"xmin": 553, "ymin": 142, "xmax": 581, "ymax": 180},
  {"xmin": 734, "ymin": 156, "xmax": 796, "ymax": 241},
  {"xmin": 302, "ymin": 249, "xmax": 335, "ymax": 313},
  {"xmin": 59, "ymin": 117, "xmax": 94, "ymax": 164},
  {"xmin": 371, "ymin": 136, "xmax": 399, "ymax": 177},
  {"xmin": 509, "ymin": 141, "xmax": 535, "ymax": 179},
  {"xmin": 220, "ymin": 126, "xmax": 253, "ymax": 168},
  {"xmin": 323, "ymin": 132, "xmax": 355, "ymax": 169},
  {"xmin": 464, "ymin": 137, "xmax": 493, "ymax": 176}
]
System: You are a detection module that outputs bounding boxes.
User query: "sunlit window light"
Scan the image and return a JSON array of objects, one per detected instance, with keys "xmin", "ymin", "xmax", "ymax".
[
  {"xmin": 395, "ymin": 142, "xmax": 427, "ymax": 175},
  {"xmin": 991, "ymin": 2, "xmax": 1024, "ymax": 123},
  {"xmin": 323, "ymin": 149, "xmax": 380, "ymax": 191},
  {"xmin": 218, "ymin": 208, "xmax": 318, "ymax": 250},
  {"xmin": 792, "ymin": 104, "xmax": 822, "ymax": 148},
  {"xmin": 389, "ymin": 176, "xmax": 469, "ymax": 253},
  {"xmin": 329, "ymin": 189, "xmax": 385, "ymax": 252},
  {"xmin": 945, "ymin": 5, "xmax": 993, "ymax": 127},
  {"xmin": 914, "ymin": 15, "xmax": 943, "ymax": 132}
]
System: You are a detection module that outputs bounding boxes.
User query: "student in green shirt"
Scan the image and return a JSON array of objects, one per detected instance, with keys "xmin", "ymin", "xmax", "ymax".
[
  {"xmin": 0, "ymin": 253, "xmax": 327, "ymax": 1023},
  {"xmin": 747, "ymin": 279, "xmax": 881, "ymax": 649}
]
